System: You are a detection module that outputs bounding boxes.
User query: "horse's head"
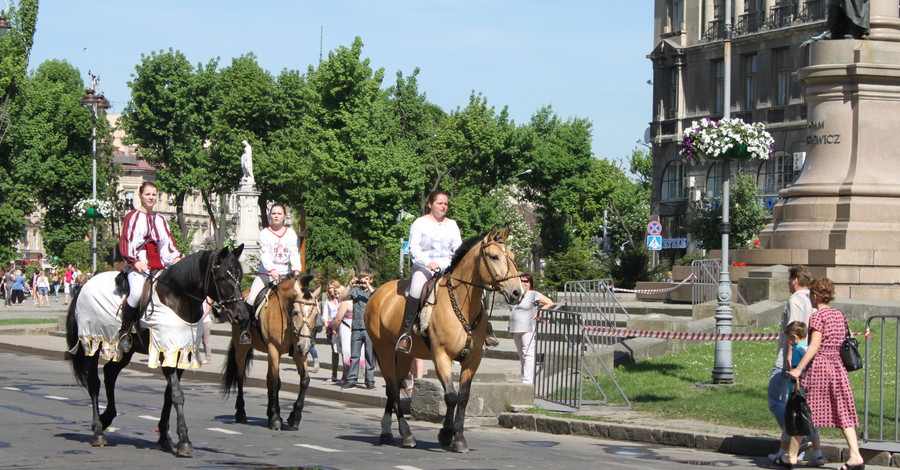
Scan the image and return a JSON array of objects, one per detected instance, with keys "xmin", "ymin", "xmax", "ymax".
[
  {"xmin": 207, "ymin": 244, "xmax": 251, "ymax": 328},
  {"xmin": 290, "ymin": 274, "xmax": 320, "ymax": 357},
  {"xmin": 479, "ymin": 226, "xmax": 524, "ymax": 304}
]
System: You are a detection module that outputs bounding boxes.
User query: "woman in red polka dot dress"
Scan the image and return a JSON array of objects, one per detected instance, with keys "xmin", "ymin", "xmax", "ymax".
[{"xmin": 783, "ymin": 277, "xmax": 864, "ymax": 470}]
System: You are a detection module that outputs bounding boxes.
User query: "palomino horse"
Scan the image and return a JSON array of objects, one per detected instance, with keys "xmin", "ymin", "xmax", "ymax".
[
  {"xmin": 222, "ymin": 275, "xmax": 321, "ymax": 430},
  {"xmin": 65, "ymin": 245, "xmax": 251, "ymax": 455},
  {"xmin": 365, "ymin": 226, "xmax": 523, "ymax": 452}
]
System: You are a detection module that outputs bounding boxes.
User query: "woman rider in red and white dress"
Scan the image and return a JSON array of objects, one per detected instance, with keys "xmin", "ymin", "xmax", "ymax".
[
  {"xmin": 246, "ymin": 203, "xmax": 302, "ymax": 315},
  {"xmin": 117, "ymin": 181, "xmax": 183, "ymax": 352}
]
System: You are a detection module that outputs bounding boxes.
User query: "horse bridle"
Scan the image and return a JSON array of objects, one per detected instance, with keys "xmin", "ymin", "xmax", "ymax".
[
  {"xmin": 291, "ymin": 297, "xmax": 319, "ymax": 341},
  {"xmin": 201, "ymin": 259, "xmax": 245, "ymax": 323},
  {"xmin": 445, "ymin": 238, "xmax": 517, "ymax": 358}
]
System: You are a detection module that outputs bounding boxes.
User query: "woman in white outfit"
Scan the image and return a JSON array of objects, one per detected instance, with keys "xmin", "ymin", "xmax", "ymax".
[
  {"xmin": 396, "ymin": 190, "xmax": 462, "ymax": 352},
  {"xmin": 321, "ymin": 280, "xmax": 343, "ymax": 382},
  {"xmin": 117, "ymin": 181, "xmax": 183, "ymax": 352},
  {"xmin": 509, "ymin": 272, "xmax": 554, "ymax": 385}
]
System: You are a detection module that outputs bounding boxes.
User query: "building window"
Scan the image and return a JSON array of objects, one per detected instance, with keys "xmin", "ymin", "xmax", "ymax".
[
  {"xmin": 662, "ymin": 161, "xmax": 687, "ymax": 201},
  {"xmin": 714, "ymin": 60, "xmax": 725, "ymax": 115},
  {"xmin": 743, "ymin": 54, "xmax": 757, "ymax": 110},
  {"xmin": 670, "ymin": 0, "xmax": 684, "ymax": 32},
  {"xmin": 706, "ymin": 163, "xmax": 722, "ymax": 199},
  {"xmin": 125, "ymin": 190, "xmax": 134, "ymax": 211},
  {"xmin": 775, "ymin": 48, "xmax": 791, "ymax": 106},
  {"xmin": 758, "ymin": 152, "xmax": 799, "ymax": 197},
  {"xmin": 668, "ymin": 68, "xmax": 679, "ymax": 118}
]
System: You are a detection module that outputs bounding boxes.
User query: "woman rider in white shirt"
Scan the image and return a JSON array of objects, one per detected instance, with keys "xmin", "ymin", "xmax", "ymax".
[
  {"xmin": 396, "ymin": 190, "xmax": 499, "ymax": 352},
  {"xmin": 247, "ymin": 203, "xmax": 302, "ymax": 311},
  {"xmin": 117, "ymin": 181, "xmax": 183, "ymax": 352}
]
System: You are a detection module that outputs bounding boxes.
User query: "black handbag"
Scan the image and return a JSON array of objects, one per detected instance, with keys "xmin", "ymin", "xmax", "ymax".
[
  {"xmin": 840, "ymin": 320, "xmax": 863, "ymax": 372},
  {"xmin": 784, "ymin": 380, "xmax": 814, "ymax": 437}
]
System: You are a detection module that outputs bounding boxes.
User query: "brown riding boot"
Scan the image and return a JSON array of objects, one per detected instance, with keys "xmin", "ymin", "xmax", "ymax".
[{"xmin": 396, "ymin": 296, "xmax": 419, "ymax": 353}]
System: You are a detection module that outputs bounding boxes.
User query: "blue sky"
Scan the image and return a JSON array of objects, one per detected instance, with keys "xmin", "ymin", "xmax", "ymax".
[{"xmin": 28, "ymin": 1, "xmax": 655, "ymax": 162}]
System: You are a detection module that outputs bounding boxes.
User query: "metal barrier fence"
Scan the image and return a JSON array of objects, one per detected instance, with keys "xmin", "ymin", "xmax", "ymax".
[
  {"xmin": 691, "ymin": 259, "xmax": 748, "ymax": 306},
  {"xmin": 560, "ymin": 279, "xmax": 629, "ymax": 349},
  {"xmin": 863, "ymin": 315, "xmax": 900, "ymax": 452},
  {"xmin": 533, "ymin": 308, "xmax": 630, "ymax": 411}
]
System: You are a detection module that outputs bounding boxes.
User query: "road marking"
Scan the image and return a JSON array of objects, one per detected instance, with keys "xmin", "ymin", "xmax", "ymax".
[
  {"xmin": 207, "ymin": 427, "xmax": 242, "ymax": 435},
  {"xmin": 3, "ymin": 387, "xmax": 21, "ymax": 391},
  {"xmin": 44, "ymin": 395, "xmax": 69, "ymax": 400},
  {"xmin": 294, "ymin": 443, "xmax": 341, "ymax": 453},
  {"xmin": 138, "ymin": 415, "xmax": 158, "ymax": 421},
  {"xmin": 396, "ymin": 466, "xmax": 424, "ymax": 470}
]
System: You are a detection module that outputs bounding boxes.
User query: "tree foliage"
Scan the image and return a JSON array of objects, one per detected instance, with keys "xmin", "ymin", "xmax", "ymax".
[{"xmin": 686, "ymin": 170, "xmax": 768, "ymax": 250}]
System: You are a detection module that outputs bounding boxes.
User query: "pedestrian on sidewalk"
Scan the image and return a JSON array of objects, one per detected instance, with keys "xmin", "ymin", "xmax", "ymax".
[
  {"xmin": 201, "ymin": 297, "xmax": 213, "ymax": 364},
  {"xmin": 509, "ymin": 272, "xmax": 554, "ymax": 385},
  {"xmin": 51, "ymin": 270, "xmax": 61, "ymax": 302},
  {"xmin": 322, "ymin": 280, "xmax": 343, "ymax": 382},
  {"xmin": 784, "ymin": 278, "xmax": 864, "ymax": 470},
  {"xmin": 784, "ymin": 320, "xmax": 824, "ymax": 466},
  {"xmin": 10, "ymin": 269, "xmax": 26, "ymax": 305},
  {"xmin": 63, "ymin": 264, "xmax": 74, "ymax": 305},
  {"xmin": 333, "ymin": 298, "xmax": 355, "ymax": 384},
  {"xmin": 767, "ymin": 265, "xmax": 813, "ymax": 464},
  {"xmin": 36, "ymin": 269, "xmax": 50, "ymax": 307},
  {"xmin": 337, "ymin": 269, "xmax": 376, "ymax": 390},
  {"xmin": 1, "ymin": 268, "xmax": 10, "ymax": 306}
]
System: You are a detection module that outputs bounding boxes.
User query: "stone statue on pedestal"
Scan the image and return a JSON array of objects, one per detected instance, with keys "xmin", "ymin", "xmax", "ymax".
[
  {"xmin": 802, "ymin": 0, "xmax": 870, "ymax": 46},
  {"xmin": 240, "ymin": 140, "xmax": 254, "ymax": 185}
]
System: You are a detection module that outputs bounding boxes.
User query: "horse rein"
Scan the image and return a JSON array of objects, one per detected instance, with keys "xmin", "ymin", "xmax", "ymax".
[
  {"xmin": 145, "ymin": 256, "xmax": 244, "ymax": 322},
  {"xmin": 265, "ymin": 279, "xmax": 319, "ymax": 342},
  {"xmin": 444, "ymin": 238, "xmax": 517, "ymax": 359}
]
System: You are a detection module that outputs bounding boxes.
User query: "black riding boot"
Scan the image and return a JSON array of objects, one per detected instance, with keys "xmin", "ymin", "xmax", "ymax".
[
  {"xmin": 118, "ymin": 303, "xmax": 141, "ymax": 353},
  {"xmin": 239, "ymin": 301, "xmax": 254, "ymax": 344},
  {"xmin": 396, "ymin": 296, "xmax": 419, "ymax": 353}
]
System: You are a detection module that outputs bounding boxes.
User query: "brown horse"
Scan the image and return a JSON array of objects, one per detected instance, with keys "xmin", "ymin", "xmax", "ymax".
[
  {"xmin": 222, "ymin": 274, "xmax": 320, "ymax": 430},
  {"xmin": 365, "ymin": 226, "xmax": 523, "ymax": 452}
]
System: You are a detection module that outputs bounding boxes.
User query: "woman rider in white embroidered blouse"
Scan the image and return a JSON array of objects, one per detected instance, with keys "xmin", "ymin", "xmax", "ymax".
[{"xmin": 247, "ymin": 203, "xmax": 302, "ymax": 305}]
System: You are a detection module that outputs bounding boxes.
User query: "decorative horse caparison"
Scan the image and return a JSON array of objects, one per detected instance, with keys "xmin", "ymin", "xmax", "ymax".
[
  {"xmin": 365, "ymin": 226, "xmax": 523, "ymax": 452},
  {"xmin": 222, "ymin": 274, "xmax": 321, "ymax": 430},
  {"xmin": 65, "ymin": 246, "xmax": 251, "ymax": 455}
]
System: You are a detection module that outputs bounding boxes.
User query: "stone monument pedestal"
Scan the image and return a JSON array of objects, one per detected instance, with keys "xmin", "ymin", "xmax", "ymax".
[
  {"xmin": 235, "ymin": 179, "xmax": 261, "ymax": 275},
  {"xmin": 752, "ymin": 3, "xmax": 900, "ymax": 300}
]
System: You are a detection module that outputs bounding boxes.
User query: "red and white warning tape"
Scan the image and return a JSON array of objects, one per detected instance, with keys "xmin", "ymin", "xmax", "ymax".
[
  {"xmin": 609, "ymin": 273, "xmax": 696, "ymax": 294},
  {"xmin": 582, "ymin": 326, "xmax": 868, "ymax": 341}
]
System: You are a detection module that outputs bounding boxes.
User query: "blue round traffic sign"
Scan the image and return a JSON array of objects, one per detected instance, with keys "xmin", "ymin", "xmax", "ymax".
[{"xmin": 647, "ymin": 221, "xmax": 662, "ymax": 236}]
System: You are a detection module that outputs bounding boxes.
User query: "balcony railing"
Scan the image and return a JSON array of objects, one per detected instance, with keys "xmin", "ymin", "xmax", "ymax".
[{"xmin": 702, "ymin": 0, "xmax": 825, "ymax": 42}]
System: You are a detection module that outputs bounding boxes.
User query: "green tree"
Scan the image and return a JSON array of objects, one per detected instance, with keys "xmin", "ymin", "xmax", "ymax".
[
  {"xmin": 687, "ymin": 171, "xmax": 768, "ymax": 250},
  {"xmin": 121, "ymin": 49, "xmax": 219, "ymax": 241}
]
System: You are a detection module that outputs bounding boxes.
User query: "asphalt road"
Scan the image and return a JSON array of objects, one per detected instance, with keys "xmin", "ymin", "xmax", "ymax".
[{"xmin": 0, "ymin": 347, "xmax": 782, "ymax": 470}]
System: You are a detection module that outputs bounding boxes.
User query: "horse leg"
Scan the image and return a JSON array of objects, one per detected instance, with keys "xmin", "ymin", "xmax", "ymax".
[
  {"xmin": 286, "ymin": 352, "xmax": 309, "ymax": 429},
  {"xmin": 433, "ymin": 353, "xmax": 458, "ymax": 449},
  {"xmin": 160, "ymin": 366, "xmax": 193, "ymax": 455},
  {"xmin": 266, "ymin": 344, "xmax": 283, "ymax": 430},
  {"xmin": 450, "ymin": 358, "xmax": 481, "ymax": 453},
  {"xmin": 157, "ymin": 368, "xmax": 175, "ymax": 452},
  {"xmin": 98, "ymin": 351, "xmax": 134, "ymax": 429},
  {"xmin": 232, "ymin": 344, "xmax": 251, "ymax": 424},
  {"xmin": 84, "ymin": 353, "xmax": 108, "ymax": 447}
]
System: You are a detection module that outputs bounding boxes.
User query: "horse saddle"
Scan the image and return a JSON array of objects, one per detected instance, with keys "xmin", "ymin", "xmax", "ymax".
[
  {"xmin": 249, "ymin": 283, "xmax": 278, "ymax": 318},
  {"xmin": 412, "ymin": 273, "xmax": 443, "ymax": 336}
]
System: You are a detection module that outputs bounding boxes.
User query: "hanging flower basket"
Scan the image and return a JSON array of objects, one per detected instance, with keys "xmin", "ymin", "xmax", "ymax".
[
  {"xmin": 74, "ymin": 198, "xmax": 114, "ymax": 219},
  {"xmin": 681, "ymin": 117, "xmax": 774, "ymax": 164}
]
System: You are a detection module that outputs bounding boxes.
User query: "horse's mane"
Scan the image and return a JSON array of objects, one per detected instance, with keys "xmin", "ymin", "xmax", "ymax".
[
  {"xmin": 449, "ymin": 232, "xmax": 487, "ymax": 271},
  {"xmin": 161, "ymin": 250, "xmax": 208, "ymax": 288}
]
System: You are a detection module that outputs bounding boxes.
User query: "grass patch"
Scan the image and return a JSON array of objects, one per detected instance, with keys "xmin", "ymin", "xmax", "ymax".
[
  {"xmin": 0, "ymin": 318, "xmax": 57, "ymax": 326},
  {"xmin": 537, "ymin": 320, "xmax": 891, "ymax": 440}
]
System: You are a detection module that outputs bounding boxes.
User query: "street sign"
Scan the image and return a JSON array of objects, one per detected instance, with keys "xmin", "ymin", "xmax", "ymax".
[
  {"xmin": 647, "ymin": 235, "xmax": 662, "ymax": 251},
  {"xmin": 401, "ymin": 241, "xmax": 410, "ymax": 255},
  {"xmin": 647, "ymin": 221, "xmax": 662, "ymax": 236},
  {"xmin": 662, "ymin": 238, "xmax": 688, "ymax": 249}
]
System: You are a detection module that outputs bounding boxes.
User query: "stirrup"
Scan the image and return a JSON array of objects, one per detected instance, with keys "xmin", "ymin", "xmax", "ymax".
[
  {"xmin": 396, "ymin": 334, "xmax": 412, "ymax": 354},
  {"xmin": 484, "ymin": 335, "xmax": 500, "ymax": 349},
  {"xmin": 239, "ymin": 329, "xmax": 252, "ymax": 345},
  {"xmin": 118, "ymin": 332, "xmax": 133, "ymax": 353}
]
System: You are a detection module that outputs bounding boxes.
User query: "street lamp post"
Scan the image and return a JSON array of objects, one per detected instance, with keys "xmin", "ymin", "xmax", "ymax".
[
  {"xmin": 712, "ymin": 0, "xmax": 735, "ymax": 384},
  {"xmin": 80, "ymin": 74, "xmax": 110, "ymax": 275}
]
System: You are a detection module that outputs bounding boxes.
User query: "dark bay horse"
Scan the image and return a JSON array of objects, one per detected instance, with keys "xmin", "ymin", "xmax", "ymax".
[
  {"xmin": 365, "ymin": 226, "xmax": 523, "ymax": 452},
  {"xmin": 222, "ymin": 275, "xmax": 321, "ymax": 430},
  {"xmin": 65, "ymin": 245, "xmax": 251, "ymax": 455}
]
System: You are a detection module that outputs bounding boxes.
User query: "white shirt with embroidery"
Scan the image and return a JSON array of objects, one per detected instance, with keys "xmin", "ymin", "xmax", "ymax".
[{"xmin": 258, "ymin": 226, "xmax": 302, "ymax": 276}]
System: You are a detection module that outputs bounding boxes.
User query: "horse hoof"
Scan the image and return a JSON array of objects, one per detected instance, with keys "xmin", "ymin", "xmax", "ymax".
[
  {"xmin": 99, "ymin": 412, "xmax": 116, "ymax": 430},
  {"xmin": 90, "ymin": 434, "xmax": 107, "ymax": 447},
  {"xmin": 379, "ymin": 432, "xmax": 394, "ymax": 445},
  {"xmin": 438, "ymin": 428, "xmax": 453, "ymax": 447},
  {"xmin": 157, "ymin": 438, "xmax": 174, "ymax": 453},
  {"xmin": 235, "ymin": 412, "xmax": 247, "ymax": 424},
  {"xmin": 401, "ymin": 435, "xmax": 417, "ymax": 448},
  {"xmin": 270, "ymin": 418, "xmax": 282, "ymax": 431},
  {"xmin": 452, "ymin": 440, "xmax": 469, "ymax": 453},
  {"xmin": 176, "ymin": 441, "xmax": 193, "ymax": 455},
  {"xmin": 287, "ymin": 412, "xmax": 301, "ymax": 429}
]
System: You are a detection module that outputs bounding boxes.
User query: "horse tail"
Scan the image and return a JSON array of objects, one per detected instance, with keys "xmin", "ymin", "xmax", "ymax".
[
  {"xmin": 65, "ymin": 296, "xmax": 90, "ymax": 389},
  {"xmin": 221, "ymin": 342, "xmax": 253, "ymax": 398}
]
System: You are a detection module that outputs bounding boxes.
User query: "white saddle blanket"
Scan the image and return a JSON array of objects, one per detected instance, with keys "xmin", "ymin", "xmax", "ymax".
[{"xmin": 73, "ymin": 271, "xmax": 201, "ymax": 369}]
